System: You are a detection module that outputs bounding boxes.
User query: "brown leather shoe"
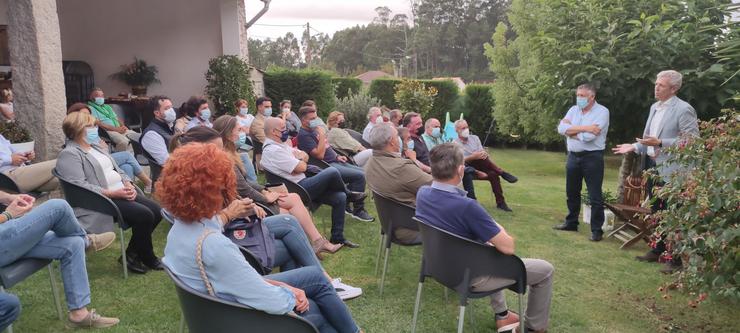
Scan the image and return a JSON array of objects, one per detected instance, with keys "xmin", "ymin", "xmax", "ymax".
[
  {"xmin": 635, "ymin": 250, "xmax": 660, "ymax": 262},
  {"xmin": 496, "ymin": 311, "xmax": 520, "ymax": 332},
  {"xmin": 85, "ymin": 232, "xmax": 116, "ymax": 253}
]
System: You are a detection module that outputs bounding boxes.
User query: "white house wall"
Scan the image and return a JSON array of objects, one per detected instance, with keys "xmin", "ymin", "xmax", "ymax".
[{"xmin": 55, "ymin": 0, "xmax": 229, "ymax": 104}]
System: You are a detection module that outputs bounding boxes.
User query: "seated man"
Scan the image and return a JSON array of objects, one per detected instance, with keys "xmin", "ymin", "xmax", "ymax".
[
  {"xmin": 421, "ymin": 118, "xmax": 445, "ymax": 150},
  {"xmin": 454, "ymin": 119, "xmax": 518, "ymax": 212},
  {"xmin": 297, "ymin": 106, "xmax": 374, "ymax": 222},
  {"xmin": 86, "ymin": 88, "xmax": 140, "ymax": 152},
  {"xmin": 416, "ymin": 143, "xmax": 553, "ymax": 333},
  {"xmin": 140, "ymin": 95, "xmax": 176, "ymax": 166},
  {"xmin": 388, "ymin": 109, "xmax": 403, "ymax": 127},
  {"xmin": 0, "ymin": 134, "xmax": 58, "ymax": 193},
  {"xmin": 364, "ymin": 123, "xmax": 432, "ymax": 244},
  {"xmin": 260, "ymin": 117, "xmax": 364, "ymax": 248},
  {"xmin": 362, "ymin": 107, "xmax": 383, "ymax": 142},
  {"xmin": 326, "ymin": 111, "xmax": 373, "ymax": 167}
]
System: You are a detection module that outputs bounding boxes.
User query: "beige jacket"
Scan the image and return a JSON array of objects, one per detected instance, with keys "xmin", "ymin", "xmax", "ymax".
[
  {"xmin": 328, "ymin": 128, "xmax": 363, "ymax": 153},
  {"xmin": 364, "ymin": 150, "xmax": 432, "ymax": 205}
]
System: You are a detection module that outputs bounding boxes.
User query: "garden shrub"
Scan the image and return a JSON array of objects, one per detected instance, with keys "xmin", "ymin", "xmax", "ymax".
[
  {"xmin": 334, "ymin": 92, "xmax": 381, "ymax": 132},
  {"xmin": 205, "ymin": 55, "xmax": 255, "ymax": 116},
  {"xmin": 651, "ymin": 109, "xmax": 739, "ymax": 301},
  {"xmin": 370, "ymin": 78, "xmax": 460, "ymax": 121},
  {"xmin": 332, "ymin": 77, "xmax": 362, "ymax": 99},
  {"xmin": 394, "ymin": 79, "xmax": 437, "ymax": 119},
  {"xmin": 368, "ymin": 79, "xmax": 399, "ymax": 109},
  {"xmin": 264, "ymin": 68, "xmax": 335, "ymax": 118}
]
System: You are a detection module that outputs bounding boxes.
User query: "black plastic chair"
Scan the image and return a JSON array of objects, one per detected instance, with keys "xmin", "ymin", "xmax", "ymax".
[
  {"xmin": 164, "ymin": 265, "xmax": 318, "ymax": 333},
  {"xmin": 139, "ymin": 148, "xmax": 162, "ymax": 191},
  {"xmin": 128, "ymin": 139, "xmax": 149, "ymax": 167},
  {"xmin": 0, "ymin": 258, "xmax": 63, "ymax": 333},
  {"xmin": 411, "ymin": 218, "xmax": 527, "ymax": 333},
  {"xmin": 345, "ymin": 128, "xmax": 370, "ymax": 148},
  {"xmin": 307, "ymin": 156, "xmax": 332, "ymax": 170},
  {"xmin": 371, "ymin": 191, "xmax": 421, "ymax": 296},
  {"xmin": 52, "ymin": 169, "xmax": 135, "ymax": 279}
]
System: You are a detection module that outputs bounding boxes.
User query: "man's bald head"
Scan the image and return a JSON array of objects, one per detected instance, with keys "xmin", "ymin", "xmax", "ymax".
[{"xmin": 264, "ymin": 117, "xmax": 285, "ymax": 141}]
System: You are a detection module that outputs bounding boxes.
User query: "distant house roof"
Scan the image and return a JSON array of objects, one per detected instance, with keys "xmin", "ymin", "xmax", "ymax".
[
  {"xmin": 432, "ymin": 77, "xmax": 466, "ymax": 91},
  {"xmin": 356, "ymin": 70, "xmax": 392, "ymax": 84}
]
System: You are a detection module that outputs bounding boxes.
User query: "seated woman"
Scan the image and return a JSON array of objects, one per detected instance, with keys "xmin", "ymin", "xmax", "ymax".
[
  {"xmin": 0, "ymin": 191, "xmax": 118, "ymax": 328},
  {"xmin": 170, "ymin": 123, "xmax": 342, "ymax": 257},
  {"xmin": 56, "ymin": 112, "xmax": 162, "ymax": 274},
  {"xmin": 66, "ymin": 103, "xmax": 153, "ymax": 192},
  {"xmin": 232, "ymin": 99, "xmax": 257, "ymax": 182},
  {"xmin": 160, "ymin": 144, "xmax": 363, "ymax": 333}
]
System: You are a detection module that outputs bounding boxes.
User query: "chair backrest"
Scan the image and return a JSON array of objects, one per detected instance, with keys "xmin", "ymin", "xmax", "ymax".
[
  {"xmin": 345, "ymin": 128, "xmax": 370, "ymax": 148},
  {"xmin": 372, "ymin": 190, "xmax": 419, "ymax": 244},
  {"xmin": 164, "ymin": 265, "xmax": 318, "ymax": 333},
  {"xmin": 307, "ymin": 156, "xmax": 331, "ymax": 170},
  {"xmin": 263, "ymin": 170, "xmax": 315, "ymax": 210},
  {"xmin": 0, "ymin": 173, "xmax": 21, "ymax": 193},
  {"xmin": 110, "ymin": 103, "xmax": 142, "ymax": 130},
  {"xmin": 0, "ymin": 258, "xmax": 52, "ymax": 289},
  {"xmin": 415, "ymin": 218, "xmax": 527, "ymax": 297},
  {"xmin": 52, "ymin": 168, "xmax": 125, "ymax": 225}
]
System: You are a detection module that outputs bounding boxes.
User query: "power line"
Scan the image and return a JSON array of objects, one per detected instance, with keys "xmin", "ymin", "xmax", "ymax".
[{"xmin": 252, "ymin": 23, "xmax": 307, "ymax": 27}]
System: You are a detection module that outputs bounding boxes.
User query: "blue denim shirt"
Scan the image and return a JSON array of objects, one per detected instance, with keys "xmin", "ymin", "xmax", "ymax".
[
  {"xmin": 163, "ymin": 215, "xmax": 296, "ymax": 314},
  {"xmin": 557, "ymin": 102, "xmax": 610, "ymax": 152}
]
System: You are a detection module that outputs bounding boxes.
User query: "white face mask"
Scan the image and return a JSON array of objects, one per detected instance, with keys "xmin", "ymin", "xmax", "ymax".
[
  {"xmin": 282, "ymin": 108, "xmax": 290, "ymax": 113},
  {"xmin": 460, "ymin": 129, "xmax": 470, "ymax": 138},
  {"xmin": 374, "ymin": 116, "xmax": 384, "ymax": 124}
]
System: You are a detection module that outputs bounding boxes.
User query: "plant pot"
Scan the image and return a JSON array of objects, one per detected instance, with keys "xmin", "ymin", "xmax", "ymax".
[
  {"xmin": 131, "ymin": 85, "xmax": 147, "ymax": 96},
  {"xmin": 581, "ymin": 204, "xmax": 616, "ymax": 231},
  {"xmin": 10, "ymin": 140, "xmax": 34, "ymax": 154}
]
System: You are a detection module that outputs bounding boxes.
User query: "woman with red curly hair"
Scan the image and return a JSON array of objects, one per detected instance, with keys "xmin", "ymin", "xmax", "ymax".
[{"xmin": 160, "ymin": 144, "xmax": 362, "ymax": 333}]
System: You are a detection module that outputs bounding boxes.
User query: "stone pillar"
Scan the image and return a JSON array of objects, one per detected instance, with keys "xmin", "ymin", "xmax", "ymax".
[
  {"xmin": 237, "ymin": 0, "xmax": 249, "ymax": 61},
  {"xmin": 220, "ymin": 0, "xmax": 250, "ymax": 61},
  {"xmin": 7, "ymin": 0, "xmax": 67, "ymax": 160}
]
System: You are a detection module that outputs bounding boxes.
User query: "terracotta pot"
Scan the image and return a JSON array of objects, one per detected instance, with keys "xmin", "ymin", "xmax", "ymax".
[{"xmin": 131, "ymin": 85, "xmax": 147, "ymax": 96}]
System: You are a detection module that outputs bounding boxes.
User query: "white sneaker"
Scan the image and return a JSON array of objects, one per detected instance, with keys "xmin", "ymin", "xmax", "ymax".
[{"xmin": 332, "ymin": 278, "xmax": 362, "ymax": 301}]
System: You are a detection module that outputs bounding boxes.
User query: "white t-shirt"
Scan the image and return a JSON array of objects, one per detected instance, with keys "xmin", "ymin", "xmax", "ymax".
[
  {"xmin": 259, "ymin": 138, "xmax": 304, "ymax": 183},
  {"xmin": 88, "ymin": 148, "xmax": 124, "ymax": 190},
  {"xmin": 237, "ymin": 114, "xmax": 255, "ymax": 129}
]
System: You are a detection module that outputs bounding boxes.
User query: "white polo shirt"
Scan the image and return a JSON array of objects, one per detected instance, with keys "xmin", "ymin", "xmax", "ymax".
[{"xmin": 260, "ymin": 138, "xmax": 305, "ymax": 183}]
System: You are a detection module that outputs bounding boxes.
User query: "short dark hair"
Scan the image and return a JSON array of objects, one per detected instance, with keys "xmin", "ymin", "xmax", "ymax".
[
  {"xmin": 179, "ymin": 96, "xmax": 208, "ymax": 118},
  {"xmin": 298, "ymin": 106, "xmax": 317, "ymax": 120},
  {"xmin": 279, "ymin": 100, "xmax": 291, "ymax": 108},
  {"xmin": 147, "ymin": 95, "xmax": 170, "ymax": 114},
  {"xmin": 168, "ymin": 126, "xmax": 221, "ymax": 152},
  {"xmin": 256, "ymin": 97, "xmax": 272, "ymax": 107},
  {"xmin": 576, "ymin": 83, "xmax": 597, "ymax": 96},
  {"xmin": 430, "ymin": 143, "xmax": 464, "ymax": 181},
  {"xmin": 402, "ymin": 112, "xmax": 420, "ymax": 127}
]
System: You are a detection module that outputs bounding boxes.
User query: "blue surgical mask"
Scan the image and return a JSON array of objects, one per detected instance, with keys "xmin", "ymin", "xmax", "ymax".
[
  {"xmin": 576, "ymin": 97, "xmax": 589, "ymax": 109},
  {"xmin": 280, "ymin": 129, "xmax": 290, "ymax": 142},
  {"xmin": 94, "ymin": 97, "xmax": 105, "ymax": 105},
  {"xmin": 239, "ymin": 107, "xmax": 249, "ymax": 116},
  {"xmin": 309, "ymin": 118, "xmax": 323, "ymax": 129},
  {"xmin": 431, "ymin": 127, "xmax": 441, "ymax": 138},
  {"xmin": 200, "ymin": 109, "xmax": 211, "ymax": 121},
  {"xmin": 164, "ymin": 108, "xmax": 176, "ymax": 123},
  {"xmin": 263, "ymin": 108, "xmax": 273, "ymax": 117},
  {"xmin": 85, "ymin": 127, "xmax": 100, "ymax": 144},
  {"xmin": 236, "ymin": 132, "xmax": 247, "ymax": 146},
  {"xmin": 407, "ymin": 139, "xmax": 414, "ymax": 150}
]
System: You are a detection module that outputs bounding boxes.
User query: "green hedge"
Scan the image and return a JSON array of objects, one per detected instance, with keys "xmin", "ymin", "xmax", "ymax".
[
  {"xmin": 460, "ymin": 84, "xmax": 498, "ymax": 144},
  {"xmin": 368, "ymin": 78, "xmax": 460, "ymax": 121},
  {"xmin": 332, "ymin": 77, "xmax": 362, "ymax": 99},
  {"xmin": 264, "ymin": 69, "xmax": 335, "ymax": 118}
]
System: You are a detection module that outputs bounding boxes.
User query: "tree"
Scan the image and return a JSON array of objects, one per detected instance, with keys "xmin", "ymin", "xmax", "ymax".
[{"xmin": 484, "ymin": 0, "xmax": 737, "ymax": 145}]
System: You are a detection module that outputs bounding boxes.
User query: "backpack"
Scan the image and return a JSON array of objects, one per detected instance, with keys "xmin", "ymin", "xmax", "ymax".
[{"xmin": 223, "ymin": 216, "xmax": 276, "ymax": 274}]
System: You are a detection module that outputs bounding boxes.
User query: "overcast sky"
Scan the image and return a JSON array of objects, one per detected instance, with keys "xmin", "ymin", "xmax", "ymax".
[{"xmin": 245, "ymin": 0, "xmax": 412, "ymax": 40}]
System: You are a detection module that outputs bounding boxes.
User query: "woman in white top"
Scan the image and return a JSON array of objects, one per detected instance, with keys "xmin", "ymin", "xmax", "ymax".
[
  {"xmin": 0, "ymin": 88, "xmax": 14, "ymax": 122},
  {"xmin": 56, "ymin": 112, "xmax": 162, "ymax": 274}
]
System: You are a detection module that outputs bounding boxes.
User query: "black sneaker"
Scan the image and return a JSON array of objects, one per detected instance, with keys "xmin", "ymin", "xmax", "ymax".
[
  {"xmin": 332, "ymin": 239, "xmax": 360, "ymax": 248},
  {"xmin": 497, "ymin": 203, "xmax": 513, "ymax": 212},
  {"xmin": 501, "ymin": 172, "xmax": 518, "ymax": 183},
  {"xmin": 118, "ymin": 255, "xmax": 148, "ymax": 274},
  {"xmin": 589, "ymin": 232, "xmax": 603, "ymax": 242},
  {"xmin": 346, "ymin": 191, "xmax": 367, "ymax": 202},
  {"xmin": 143, "ymin": 257, "xmax": 165, "ymax": 271},
  {"xmin": 351, "ymin": 209, "xmax": 375, "ymax": 222}
]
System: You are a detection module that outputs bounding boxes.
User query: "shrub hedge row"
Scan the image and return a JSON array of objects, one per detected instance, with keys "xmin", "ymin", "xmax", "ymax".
[{"xmin": 264, "ymin": 68, "xmax": 335, "ymax": 118}]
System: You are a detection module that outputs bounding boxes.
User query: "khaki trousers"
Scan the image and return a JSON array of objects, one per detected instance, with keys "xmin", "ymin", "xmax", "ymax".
[
  {"xmin": 6, "ymin": 159, "xmax": 59, "ymax": 192},
  {"xmin": 106, "ymin": 130, "xmax": 140, "ymax": 152},
  {"xmin": 471, "ymin": 258, "xmax": 554, "ymax": 331}
]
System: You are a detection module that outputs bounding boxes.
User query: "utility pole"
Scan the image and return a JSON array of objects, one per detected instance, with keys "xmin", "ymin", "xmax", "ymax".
[{"xmin": 305, "ymin": 22, "xmax": 312, "ymax": 66}]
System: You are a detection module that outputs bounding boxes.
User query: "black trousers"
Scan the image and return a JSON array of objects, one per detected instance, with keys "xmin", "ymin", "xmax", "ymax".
[
  {"xmin": 564, "ymin": 150, "xmax": 605, "ymax": 233},
  {"xmin": 112, "ymin": 195, "xmax": 162, "ymax": 261}
]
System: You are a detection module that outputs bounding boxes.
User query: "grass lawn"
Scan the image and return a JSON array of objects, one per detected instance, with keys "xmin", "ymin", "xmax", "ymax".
[{"xmin": 8, "ymin": 148, "xmax": 740, "ymax": 332}]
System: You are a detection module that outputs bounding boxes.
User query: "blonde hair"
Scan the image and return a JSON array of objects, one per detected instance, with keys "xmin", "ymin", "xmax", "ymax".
[
  {"xmin": 62, "ymin": 112, "xmax": 96, "ymax": 140},
  {"xmin": 0, "ymin": 89, "xmax": 12, "ymax": 103},
  {"xmin": 327, "ymin": 111, "xmax": 344, "ymax": 127}
]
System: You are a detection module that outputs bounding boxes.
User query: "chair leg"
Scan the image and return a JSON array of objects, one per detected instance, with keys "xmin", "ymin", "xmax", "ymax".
[
  {"xmin": 518, "ymin": 293, "xmax": 524, "ymax": 332},
  {"xmin": 411, "ymin": 282, "xmax": 423, "ymax": 333},
  {"xmin": 457, "ymin": 305, "xmax": 466, "ymax": 333},
  {"xmin": 469, "ymin": 301, "xmax": 475, "ymax": 332},
  {"xmin": 119, "ymin": 226, "xmax": 128, "ymax": 279},
  {"xmin": 179, "ymin": 312, "xmax": 185, "ymax": 333},
  {"xmin": 47, "ymin": 264, "xmax": 64, "ymax": 320},
  {"xmin": 379, "ymin": 246, "xmax": 391, "ymax": 296},
  {"xmin": 374, "ymin": 233, "xmax": 385, "ymax": 276}
]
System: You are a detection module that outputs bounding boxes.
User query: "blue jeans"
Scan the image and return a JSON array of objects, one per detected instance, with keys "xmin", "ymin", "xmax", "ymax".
[
  {"xmin": 239, "ymin": 153, "xmax": 257, "ymax": 183},
  {"xmin": 264, "ymin": 215, "xmax": 322, "ymax": 271},
  {"xmin": 462, "ymin": 166, "xmax": 477, "ymax": 200},
  {"xmin": 270, "ymin": 266, "xmax": 359, "ymax": 333},
  {"xmin": 329, "ymin": 162, "xmax": 367, "ymax": 211},
  {"xmin": 0, "ymin": 292, "xmax": 20, "ymax": 331},
  {"xmin": 298, "ymin": 168, "xmax": 347, "ymax": 243},
  {"xmin": 0, "ymin": 199, "xmax": 91, "ymax": 310},
  {"xmin": 565, "ymin": 150, "xmax": 605, "ymax": 233},
  {"xmin": 112, "ymin": 151, "xmax": 143, "ymax": 180}
]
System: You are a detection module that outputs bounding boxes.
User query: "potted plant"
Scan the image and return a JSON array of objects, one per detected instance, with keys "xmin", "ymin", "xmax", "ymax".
[
  {"xmin": 581, "ymin": 190, "xmax": 617, "ymax": 231},
  {"xmin": 110, "ymin": 57, "xmax": 160, "ymax": 96},
  {"xmin": 0, "ymin": 121, "xmax": 33, "ymax": 153}
]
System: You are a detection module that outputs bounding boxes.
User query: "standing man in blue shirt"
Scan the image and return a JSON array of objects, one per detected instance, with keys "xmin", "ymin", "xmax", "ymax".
[{"xmin": 553, "ymin": 83, "xmax": 610, "ymax": 241}]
